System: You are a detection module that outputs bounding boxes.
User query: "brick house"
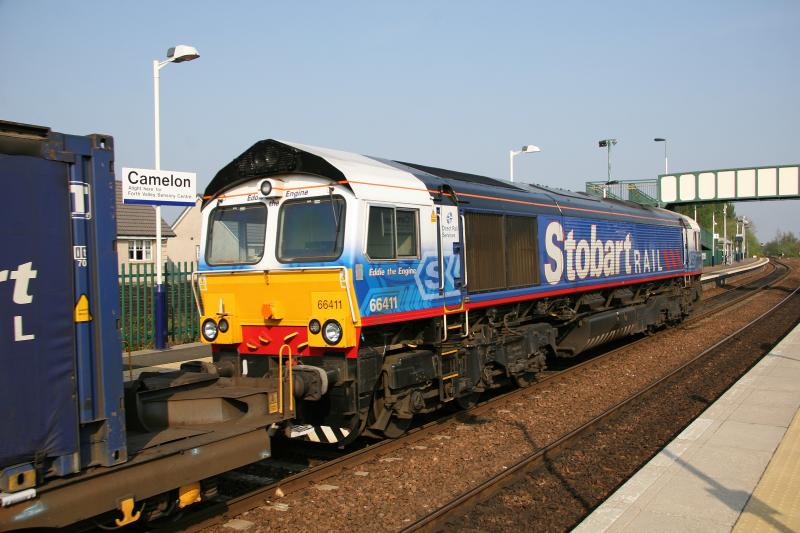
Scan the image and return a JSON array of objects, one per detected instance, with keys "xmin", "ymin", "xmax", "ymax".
[{"xmin": 115, "ymin": 181, "xmax": 175, "ymax": 271}]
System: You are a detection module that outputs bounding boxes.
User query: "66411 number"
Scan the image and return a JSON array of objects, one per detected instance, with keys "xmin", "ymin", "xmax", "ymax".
[
  {"xmin": 317, "ymin": 299, "xmax": 342, "ymax": 310},
  {"xmin": 368, "ymin": 296, "xmax": 398, "ymax": 313}
]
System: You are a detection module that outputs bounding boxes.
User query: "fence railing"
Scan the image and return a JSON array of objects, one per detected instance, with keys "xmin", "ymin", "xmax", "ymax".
[
  {"xmin": 119, "ymin": 261, "xmax": 199, "ymax": 351},
  {"xmin": 585, "ymin": 179, "xmax": 661, "ymax": 206}
]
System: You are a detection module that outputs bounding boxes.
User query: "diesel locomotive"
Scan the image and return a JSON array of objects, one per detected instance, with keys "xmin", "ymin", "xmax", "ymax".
[{"xmin": 194, "ymin": 139, "xmax": 703, "ymax": 444}]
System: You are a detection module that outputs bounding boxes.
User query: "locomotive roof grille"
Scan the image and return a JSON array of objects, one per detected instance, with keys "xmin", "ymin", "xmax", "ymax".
[
  {"xmin": 237, "ymin": 141, "xmax": 298, "ymax": 178},
  {"xmin": 203, "ymin": 140, "xmax": 346, "ymax": 205}
]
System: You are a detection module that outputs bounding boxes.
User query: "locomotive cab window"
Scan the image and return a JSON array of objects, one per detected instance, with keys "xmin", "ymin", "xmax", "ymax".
[
  {"xmin": 206, "ymin": 203, "xmax": 267, "ymax": 265},
  {"xmin": 366, "ymin": 206, "xmax": 418, "ymax": 260},
  {"xmin": 277, "ymin": 196, "xmax": 346, "ymax": 262}
]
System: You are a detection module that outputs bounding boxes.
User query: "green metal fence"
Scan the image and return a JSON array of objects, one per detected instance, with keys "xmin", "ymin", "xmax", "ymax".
[
  {"xmin": 119, "ymin": 261, "xmax": 199, "ymax": 351},
  {"xmin": 585, "ymin": 179, "xmax": 661, "ymax": 206}
]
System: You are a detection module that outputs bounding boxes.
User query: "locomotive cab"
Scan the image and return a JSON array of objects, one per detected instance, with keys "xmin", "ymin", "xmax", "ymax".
[{"xmin": 195, "ymin": 173, "xmax": 362, "ymax": 425}]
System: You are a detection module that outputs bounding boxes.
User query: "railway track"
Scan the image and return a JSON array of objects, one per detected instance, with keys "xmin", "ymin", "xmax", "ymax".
[
  {"xmin": 405, "ymin": 262, "xmax": 799, "ymax": 531},
  {"xmin": 158, "ymin": 261, "xmax": 786, "ymax": 532}
]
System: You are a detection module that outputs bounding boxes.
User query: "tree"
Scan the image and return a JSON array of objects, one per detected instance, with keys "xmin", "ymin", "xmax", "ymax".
[
  {"xmin": 762, "ymin": 231, "xmax": 800, "ymax": 258},
  {"xmin": 672, "ymin": 202, "xmax": 763, "ymax": 257},
  {"xmin": 673, "ymin": 201, "xmax": 737, "ymax": 236},
  {"xmin": 743, "ymin": 221, "xmax": 762, "ymax": 257}
]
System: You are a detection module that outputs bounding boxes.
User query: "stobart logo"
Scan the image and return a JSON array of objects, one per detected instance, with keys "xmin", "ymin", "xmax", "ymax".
[{"xmin": 543, "ymin": 221, "xmax": 668, "ymax": 285}]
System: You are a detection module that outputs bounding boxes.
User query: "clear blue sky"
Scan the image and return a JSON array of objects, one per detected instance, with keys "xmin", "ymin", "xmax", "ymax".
[{"xmin": 1, "ymin": 1, "xmax": 798, "ymax": 240}]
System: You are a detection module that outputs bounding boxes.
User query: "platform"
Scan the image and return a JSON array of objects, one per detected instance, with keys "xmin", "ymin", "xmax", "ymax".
[
  {"xmin": 574, "ymin": 320, "xmax": 800, "ymax": 532},
  {"xmin": 701, "ymin": 256, "xmax": 769, "ymax": 283},
  {"xmin": 121, "ymin": 342, "xmax": 211, "ymax": 381}
]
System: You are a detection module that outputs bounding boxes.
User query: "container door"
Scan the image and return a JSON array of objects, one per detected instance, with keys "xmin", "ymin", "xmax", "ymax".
[{"xmin": 0, "ymin": 155, "xmax": 79, "ymax": 472}]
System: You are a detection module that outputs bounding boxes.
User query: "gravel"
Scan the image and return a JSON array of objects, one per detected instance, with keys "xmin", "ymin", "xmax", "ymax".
[
  {"xmin": 203, "ymin": 260, "xmax": 797, "ymax": 533},
  {"xmin": 451, "ymin": 266, "xmax": 800, "ymax": 531}
]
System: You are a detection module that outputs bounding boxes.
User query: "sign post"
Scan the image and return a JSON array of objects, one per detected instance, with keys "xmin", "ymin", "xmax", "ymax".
[{"xmin": 122, "ymin": 167, "xmax": 195, "ymax": 349}]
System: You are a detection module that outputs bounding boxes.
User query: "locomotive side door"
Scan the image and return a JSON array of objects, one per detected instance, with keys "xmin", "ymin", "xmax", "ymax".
[{"xmin": 436, "ymin": 204, "xmax": 464, "ymax": 311}]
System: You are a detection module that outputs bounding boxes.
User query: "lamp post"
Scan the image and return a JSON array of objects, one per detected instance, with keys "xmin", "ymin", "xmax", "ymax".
[
  {"xmin": 712, "ymin": 211, "xmax": 717, "ymax": 266},
  {"xmin": 598, "ymin": 138, "xmax": 618, "ymax": 183},
  {"xmin": 654, "ymin": 137, "xmax": 668, "ymax": 174},
  {"xmin": 152, "ymin": 44, "xmax": 199, "ymax": 349},
  {"xmin": 723, "ymin": 204, "xmax": 728, "ymax": 264},
  {"xmin": 509, "ymin": 145, "xmax": 540, "ymax": 182}
]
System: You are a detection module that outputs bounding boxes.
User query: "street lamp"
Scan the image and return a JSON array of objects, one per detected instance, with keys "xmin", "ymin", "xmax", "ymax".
[
  {"xmin": 712, "ymin": 211, "xmax": 717, "ymax": 266},
  {"xmin": 723, "ymin": 204, "xmax": 728, "ymax": 264},
  {"xmin": 654, "ymin": 137, "xmax": 668, "ymax": 174},
  {"xmin": 509, "ymin": 144, "xmax": 540, "ymax": 182},
  {"xmin": 152, "ymin": 44, "xmax": 199, "ymax": 349},
  {"xmin": 598, "ymin": 138, "xmax": 617, "ymax": 183}
]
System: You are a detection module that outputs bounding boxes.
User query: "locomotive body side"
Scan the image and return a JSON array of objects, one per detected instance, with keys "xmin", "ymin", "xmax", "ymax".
[{"xmin": 196, "ymin": 139, "xmax": 703, "ymax": 443}]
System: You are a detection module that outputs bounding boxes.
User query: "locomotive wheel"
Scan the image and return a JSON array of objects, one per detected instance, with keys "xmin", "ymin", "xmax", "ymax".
[
  {"xmin": 382, "ymin": 415, "xmax": 412, "ymax": 439},
  {"xmin": 336, "ymin": 413, "xmax": 368, "ymax": 445},
  {"xmin": 369, "ymin": 374, "xmax": 413, "ymax": 439},
  {"xmin": 371, "ymin": 397, "xmax": 412, "ymax": 439},
  {"xmin": 513, "ymin": 371, "xmax": 536, "ymax": 388},
  {"xmin": 456, "ymin": 391, "xmax": 480, "ymax": 409}
]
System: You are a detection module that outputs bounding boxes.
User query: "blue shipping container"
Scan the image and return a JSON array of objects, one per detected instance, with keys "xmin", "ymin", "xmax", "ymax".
[{"xmin": 0, "ymin": 121, "xmax": 125, "ymax": 487}]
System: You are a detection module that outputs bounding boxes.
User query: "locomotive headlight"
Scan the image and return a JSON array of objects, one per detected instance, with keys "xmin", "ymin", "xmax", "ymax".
[
  {"xmin": 218, "ymin": 318, "xmax": 229, "ymax": 333},
  {"xmin": 322, "ymin": 319, "xmax": 342, "ymax": 345},
  {"xmin": 259, "ymin": 179, "xmax": 273, "ymax": 196},
  {"xmin": 308, "ymin": 319, "xmax": 321, "ymax": 335},
  {"xmin": 202, "ymin": 319, "xmax": 219, "ymax": 341}
]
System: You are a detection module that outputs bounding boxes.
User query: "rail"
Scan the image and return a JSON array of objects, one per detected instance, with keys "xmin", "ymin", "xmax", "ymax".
[
  {"xmin": 171, "ymin": 261, "xmax": 785, "ymax": 532},
  {"xmin": 403, "ymin": 261, "xmax": 797, "ymax": 532}
]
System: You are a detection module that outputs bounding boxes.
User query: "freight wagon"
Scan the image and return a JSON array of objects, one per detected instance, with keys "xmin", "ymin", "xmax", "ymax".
[{"xmin": 0, "ymin": 121, "xmax": 291, "ymax": 530}]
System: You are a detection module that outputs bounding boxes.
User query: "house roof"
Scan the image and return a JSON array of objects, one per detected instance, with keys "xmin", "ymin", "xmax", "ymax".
[{"xmin": 115, "ymin": 181, "xmax": 176, "ymax": 238}]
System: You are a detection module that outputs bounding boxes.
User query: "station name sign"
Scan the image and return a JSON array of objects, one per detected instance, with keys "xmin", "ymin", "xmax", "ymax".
[{"xmin": 122, "ymin": 167, "xmax": 196, "ymax": 206}]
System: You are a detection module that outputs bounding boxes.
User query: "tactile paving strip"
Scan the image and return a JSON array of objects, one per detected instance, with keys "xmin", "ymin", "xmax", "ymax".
[{"xmin": 733, "ymin": 410, "xmax": 800, "ymax": 533}]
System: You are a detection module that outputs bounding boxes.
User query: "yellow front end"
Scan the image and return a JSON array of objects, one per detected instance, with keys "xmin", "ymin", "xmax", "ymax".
[{"xmin": 196, "ymin": 268, "xmax": 360, "ymax": 354}]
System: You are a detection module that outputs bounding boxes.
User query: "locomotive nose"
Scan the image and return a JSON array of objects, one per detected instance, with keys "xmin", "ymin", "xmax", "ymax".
[{"xmin": 195, "ymin": 268, "xmax": 360, "ymax": 353}]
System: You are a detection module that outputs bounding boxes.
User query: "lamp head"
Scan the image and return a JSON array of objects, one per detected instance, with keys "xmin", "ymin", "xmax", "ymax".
[
  {"xmin": 521, "ymin": 145, "xmax": 541, "ymax": 153},
  {"xmin": 654, "ymin": 137, "xmax": 666, "ymax": 142},
  {"xmin": 167, "ymin": 45, "xmax": 200, "ymax": 63}
]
